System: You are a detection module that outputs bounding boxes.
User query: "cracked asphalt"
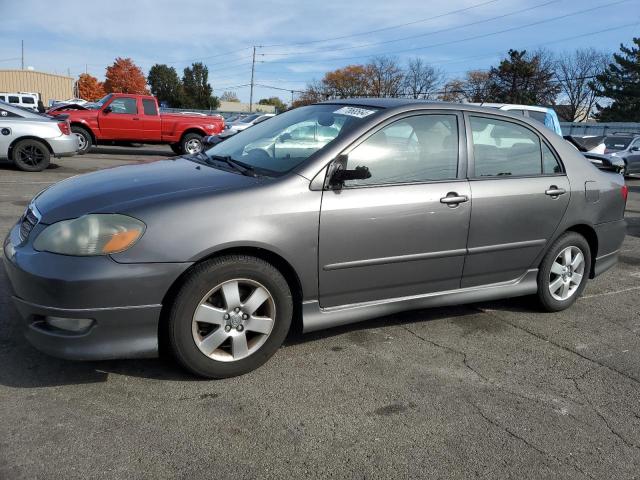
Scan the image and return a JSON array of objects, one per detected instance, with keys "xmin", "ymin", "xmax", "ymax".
[{"xmin": 1, "ymin": 146, "xmax": 639, "ymax": 479}]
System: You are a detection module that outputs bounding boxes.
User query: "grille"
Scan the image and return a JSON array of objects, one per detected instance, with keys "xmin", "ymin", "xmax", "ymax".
[{"xmin": 19, "ymin": 205, "xmax": 40, "ymax": 242}]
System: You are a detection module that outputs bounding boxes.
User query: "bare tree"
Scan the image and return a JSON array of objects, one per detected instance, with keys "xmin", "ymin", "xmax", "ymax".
[
  {"xmin": 439, "ymin": 79, "xmax": 466, "ymax": 102},
  {"xmin": 555, "ymin": 48, "xmax": 610, "ymax": 121},
  {"xmin": 464, "ymin": 70, "xmax": 493, "ymax": 102},
  {"xmin": 367, "ymin": 56, "xmax": 404, "ymax": 97},
  {"xmin": 402, "ymin": 58, "xmax": 444, "ymax": 99}
]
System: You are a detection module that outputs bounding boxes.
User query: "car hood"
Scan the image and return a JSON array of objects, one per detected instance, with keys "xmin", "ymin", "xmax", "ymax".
[{"xmin": 34, "ymin": 157, "xmax": 260, "ymax": 224}]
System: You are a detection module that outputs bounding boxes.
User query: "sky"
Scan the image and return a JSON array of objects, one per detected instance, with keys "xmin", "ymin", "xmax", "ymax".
[{"xmin": 0, "ymin": 0, "xmax": 638, "ymax": 104}]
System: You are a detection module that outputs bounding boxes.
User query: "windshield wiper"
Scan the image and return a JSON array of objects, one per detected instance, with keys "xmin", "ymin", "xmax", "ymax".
[{"xmin": 208, "ymin": 154, "xmax": 258, "ymax": 177}]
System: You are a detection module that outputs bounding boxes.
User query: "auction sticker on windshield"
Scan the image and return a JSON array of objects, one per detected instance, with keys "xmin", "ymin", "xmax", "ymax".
[{"xmin": 333, "ymin": 106, "xmax": 376, "ymax": 118}]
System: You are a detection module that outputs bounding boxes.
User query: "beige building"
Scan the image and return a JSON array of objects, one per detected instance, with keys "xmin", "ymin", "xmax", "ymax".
[
  {"xmin": 219, "ymin": 100, "xmax": 275, "ymax": 113},
  {"xmin": 0, "ymin": 69, "xmax": 74, "ymax": 105}
]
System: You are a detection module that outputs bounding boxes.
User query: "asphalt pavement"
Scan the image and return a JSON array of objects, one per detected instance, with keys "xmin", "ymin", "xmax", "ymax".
[{"xmin": 1, "ymin": 145, "xmax": 639, "ymax": 479}]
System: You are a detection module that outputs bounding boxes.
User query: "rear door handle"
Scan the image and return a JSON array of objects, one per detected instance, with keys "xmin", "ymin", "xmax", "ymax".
[
  {"xmin": 440, "ymin": 192, "xmax": 469, "ymax": 206},
  {"xmin": 545, "ymin": 186, "xmax": 566, "ymax": 197}
]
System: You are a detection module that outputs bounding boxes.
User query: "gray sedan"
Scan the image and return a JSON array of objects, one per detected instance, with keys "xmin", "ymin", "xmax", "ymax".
[
  {"xmin": 3, "ymin": 99, "xmax": 627, "ymax": 378},
  {"xmin": 0, "ymin": 101, "xmax": 78, "ymax": 171}
]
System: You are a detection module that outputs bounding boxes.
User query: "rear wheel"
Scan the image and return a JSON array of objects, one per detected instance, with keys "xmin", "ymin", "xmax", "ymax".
[
  {"xmin": 71, "ymin": 126, "xmax": 92, "ymax": 154},
  {"xmin": 180, "ymin": 133, "xmax": 203, "ymax": 155},
  {"xmin": 537, "ymin": 232, "xmax": 591, "ymax": 312},
  {"xmin": 12, "ymin": 139, "xmax": 50, "ymax": 172},
  {"xmin": 168, "ymin": 255, "xmax": 293, "ymax": 378}
]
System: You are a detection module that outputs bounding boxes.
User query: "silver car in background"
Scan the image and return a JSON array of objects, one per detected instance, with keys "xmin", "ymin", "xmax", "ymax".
[
  {"xmin": 224, "ymin": 113, "xmax": 275, "ymax": 134},
  {"xmin": 0, "ymin": 101, "xmax": 78, "ymax": 171}
]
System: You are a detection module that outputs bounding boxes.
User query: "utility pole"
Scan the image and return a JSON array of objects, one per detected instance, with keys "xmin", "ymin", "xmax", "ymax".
[
  {"xmin": 21, "ymin": 40, "xmax": 24, "ymax": 70},
  {"xmin": 249, "ymin": 46, "xmax": 256, "ymax": 113}
]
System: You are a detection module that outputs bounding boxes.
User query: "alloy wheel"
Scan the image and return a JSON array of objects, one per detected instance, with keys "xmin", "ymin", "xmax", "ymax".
[
  {"xmin": 191, "ymin": 278, "xmax": 276, "ymax": 362},
  {"xmin": 185, "ymin": 138, "xmax": 202, "ymax": 154},
  {"xmin": 74, "ymin": 132, "xmax": 87, "ymax": 151},
  {"xmin": 16, "ymin": 144, "xmax": 46, "ymax": 168},
  {"xmin": 549, "ymin": 246, "xmax": 585, "ymax": 301}
]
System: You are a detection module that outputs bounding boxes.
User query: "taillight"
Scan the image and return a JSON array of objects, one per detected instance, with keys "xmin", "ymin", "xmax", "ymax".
[
  {"xmin": 621, "ymin": 184, "xmax": 628, "ymax": 203},
  {"xmin": 57, "ymin": 121, "xmax": 70, "ymax": 135}
]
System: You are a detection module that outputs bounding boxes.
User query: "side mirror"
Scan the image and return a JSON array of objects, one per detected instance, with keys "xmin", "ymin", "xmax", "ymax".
[
  {"xmin": 329, "ymin": 155, "xmax": 371, "ymax": 188},
  {"xmin": 103, "ymin": 106, "xmax": 112, "ymax": 114},
  {"xmin": 278, "ymin": 133, "xmax": 292, "ymax": 143},
  {"xmin": 631, "ymin": 146, "xmax": 640, "ymax": 152}
]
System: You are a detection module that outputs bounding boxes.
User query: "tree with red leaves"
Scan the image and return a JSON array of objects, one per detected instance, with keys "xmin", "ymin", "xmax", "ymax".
[
  {"xmin": 104, "ymin": 57, "xmax": 149, "ymax": 94},
  {"xmin": 77, "ymin": 73, "xmax": 106, "ymax": 101}
]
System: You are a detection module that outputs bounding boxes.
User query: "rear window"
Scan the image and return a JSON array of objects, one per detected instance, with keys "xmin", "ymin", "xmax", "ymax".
[
  {"xmin": 604, "ymin": 136, "xmax": 632, "ymax": 151},
  {"xmin": 21, "ymin": 96, "xmax": 35, "ymax": 104},
  {"xmin": 142, "ymin": 99, "xmax": 158, "ymax": 115}
]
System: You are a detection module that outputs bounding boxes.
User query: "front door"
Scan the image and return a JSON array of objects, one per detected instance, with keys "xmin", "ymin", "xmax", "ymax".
[
  {"xmin": 318, "ymin": 112, "xmax": 471, "ymax": 308},
  {"xmin": 98, "ymin": 96, "xmax": 141, "ymax": 140},
  {"xmin": 462, "ymin": 113, "xmax": 570, "ymax": 287}
]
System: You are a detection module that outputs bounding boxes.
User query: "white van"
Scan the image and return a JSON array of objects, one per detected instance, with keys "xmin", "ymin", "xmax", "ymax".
[
  {"xmin": 0, "ymin": 92, "xmax": 39, "ymax": 111},
  {"xmin": 470, "ymin": 103, "xmax": 563, "ymax": 136}
]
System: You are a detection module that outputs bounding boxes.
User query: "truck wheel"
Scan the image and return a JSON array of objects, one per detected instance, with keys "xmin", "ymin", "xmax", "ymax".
[
  {"xmin": 181, "ymin": 133, "xmax": 203, "ymax": 155},
  {"xmin": 170, "ymin": 143, "xmax": 182, "ymax": 155},
  {"xmin": 71, "ymin": 126, "xmax": 92, "ymax": 154},
  {"xmin": 12, "ymin": 139, "xmax": 51, "ymax": 172}
]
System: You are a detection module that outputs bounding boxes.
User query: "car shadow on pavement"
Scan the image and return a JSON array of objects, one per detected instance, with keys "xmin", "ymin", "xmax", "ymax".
[{"xmin": 87, "ymin": 146, "xmax": 175, "ymax": 157}]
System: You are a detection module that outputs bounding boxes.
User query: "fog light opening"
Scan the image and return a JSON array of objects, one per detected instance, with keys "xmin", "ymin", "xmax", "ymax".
[{"xmin": 45, "ymin": 316, "xmax": 94, "ymax": 333}]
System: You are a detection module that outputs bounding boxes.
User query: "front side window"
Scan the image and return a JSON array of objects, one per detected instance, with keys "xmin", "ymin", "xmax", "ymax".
[
  {"xmin": 206, "ymin": 104, "xmax": 379, "ymax": 175},
  {"xmin": 471, "ymin": 116, "xmax": 557, "ymax": 177},
  {"xmin": 344, "ymin": 114, "xmax": 459, "ymax": 186},
  {"xmin": 108, "ymin": 97, "xmax": 137, "ymax": 114},
  {"xmin": 142, "ymin": 99, "xmax": 158, "ymax": 116}
]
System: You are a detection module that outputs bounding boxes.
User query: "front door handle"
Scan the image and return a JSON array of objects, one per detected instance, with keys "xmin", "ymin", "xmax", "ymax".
[
  {"xmin": 440, "ymin": 192, "xmax": 469, "ymax": 206},
  {"xmin": 545, "ymin": 186, "xmax": 566, "ymax": 197},
  {"xmin": 132, "ymin": 117, "xmax": 140, "ymax": 121}
]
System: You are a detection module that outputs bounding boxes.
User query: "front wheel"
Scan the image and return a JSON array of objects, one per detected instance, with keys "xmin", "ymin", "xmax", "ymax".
[
  {"xmin": 71, "ymin": 126, "xmax": 92, "ymax": 154},
  {"xmin": 168, "ymin": 255, "xmax": 293, "ymax": 378},
  {"xmin": 537, "ymin": 232, "xmax": 591, "ymax": 312}
]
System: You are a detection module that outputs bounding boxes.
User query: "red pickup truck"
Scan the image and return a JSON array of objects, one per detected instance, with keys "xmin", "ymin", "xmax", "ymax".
[{"xmin": 48, "ymin": 93, "xmax": 224, "ymax": 155}]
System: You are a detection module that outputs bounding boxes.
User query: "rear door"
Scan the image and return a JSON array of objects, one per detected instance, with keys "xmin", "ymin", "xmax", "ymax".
[
  {"xmin": 318, "ymin": 111, "xmax": 471, "ymax": 307},
  {"xmin": 98, "ymin": 96, "xmax": 141, "ymax": 140},
  {"xmin": 462, "ymin": 113, "xmax": 569, "ymax": 287},
  {"xmin": 627, "ymin": 137, "xmax": 640, "ymax": 174},
  {"xmin": 139, "ymin": 98, "xmax": 162, "ymax": 141}
]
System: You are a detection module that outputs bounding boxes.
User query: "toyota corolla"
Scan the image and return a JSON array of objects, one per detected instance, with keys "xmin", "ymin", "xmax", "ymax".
[{"xmin": 3, "ymin": 99, "xmax": 627, "ymax": 378}]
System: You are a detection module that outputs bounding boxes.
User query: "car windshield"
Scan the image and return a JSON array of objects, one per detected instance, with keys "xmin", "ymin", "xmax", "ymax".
[
  {"xmin": 86, "ymin": 94, "xmax": 113, "ymax": 110},
  {"xmin": 604, "ymin": 136, "xmax": 633, "ymax": 151},
  {"xmin": 204, "ymin": 104, "xmax": 380, "ymax": 175},
  {"xmin": 0, "ymin": 100, "xmax": 43, "ymax": 119},
  {"xmin": 238, "ymin": 114, "xmax": 260, "ymax": 123}
]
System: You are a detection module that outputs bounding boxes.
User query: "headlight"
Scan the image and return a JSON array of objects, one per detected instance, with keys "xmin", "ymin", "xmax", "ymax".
[{"xmin": 33, "ymin": 214, "xmax": 145, "ymax": 256}]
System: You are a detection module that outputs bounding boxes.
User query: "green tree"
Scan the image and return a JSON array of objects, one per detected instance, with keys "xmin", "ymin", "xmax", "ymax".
[
  {"xmin": 147, "ymin": 64, "xmax": 184, "ymax": 107},
  {"xmin": 488, "ymin": 49, "xmax": 559, "ymax": 105},
  {"xmin": 258, "ymin": 96, "xmax": 287, "ymax": 112},
  {"xmin": 182, "ymin": 62, "xmax": 217, "ymax": 109},
  {"xmin": 592, "ymin": 37, "xmax": 640, "ymax": 121}
]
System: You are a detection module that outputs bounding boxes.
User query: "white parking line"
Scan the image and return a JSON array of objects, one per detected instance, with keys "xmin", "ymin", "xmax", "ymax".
[{"xmin": 581, "ymin": 286, "xmax": 640, "ymax": 299}]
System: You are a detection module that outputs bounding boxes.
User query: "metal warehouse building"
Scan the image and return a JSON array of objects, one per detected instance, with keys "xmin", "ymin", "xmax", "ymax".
[{"xmin": 0, "ymin": 70, "xmax": 74, "ymax": 105}]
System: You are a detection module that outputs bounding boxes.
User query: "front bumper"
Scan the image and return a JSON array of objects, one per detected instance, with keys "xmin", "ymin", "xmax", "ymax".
[{"xmin": 3, "ymin": 222, "xmax": 191, "ymax": 360}]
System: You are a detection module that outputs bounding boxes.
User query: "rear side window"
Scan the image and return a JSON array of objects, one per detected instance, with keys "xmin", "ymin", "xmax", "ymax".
[
  {"xmin": 109, "ymin": 97, "xmax": 137, "ymax": 114},
  {"xmin": 8, "ymin": 96, "xmax": 19, "ymax": 103},
  {"xmin": 470, "ymin": 116, "xmax": 558, "ymax": 177},
  {"xmin": 528, "ymin": 110, "xmax": 547, "ymax": 123},
  {"xmin": 345, "ymin": 114, "xmax": 459, "ymax": 186},
  {"xmin": 142, "ymin": 99, "xmax": 158, "ymax": 116},
  {"xmin": 21, "ymin": 96, "xmax": 35, "ymax": 104}
]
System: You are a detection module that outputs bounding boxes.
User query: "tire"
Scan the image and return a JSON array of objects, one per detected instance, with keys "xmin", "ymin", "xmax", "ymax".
[
  {"xmin": 12, "ymin": 139, "xmax": 50, "ymax": 172},
  {"xmin": 537, "ymin": 232, "xmax": 591, "ymax": 312},
  {"xmin": 180, "ymin": 132, "xmax": 203, "ymax": 155},
  {"xmin": 168, "ymin": 255, "xmax": 293, "ymax": 378},
  {"xmin": 170, "ymin": 143, "xmax": 182, "ymax": 155},
  {"xmin": 71, "ymin": 126, "xmax": 92, "ymax": 154}
]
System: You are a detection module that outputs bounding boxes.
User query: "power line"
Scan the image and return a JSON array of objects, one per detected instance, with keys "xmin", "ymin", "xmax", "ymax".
[
  {"xmin": 260, "ymin": 0, "xmax": 561, "ymax": 57},
  {"xmin": 259, "ymin": 0, "xmax": 630, "ymax": 66},
  {"xmin": 259, "ymin": 0, "xmax": 502, "ymax": 47}
]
